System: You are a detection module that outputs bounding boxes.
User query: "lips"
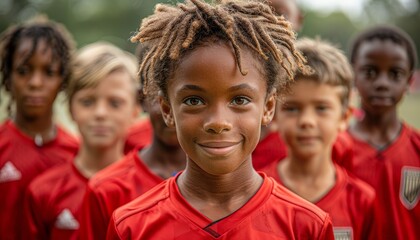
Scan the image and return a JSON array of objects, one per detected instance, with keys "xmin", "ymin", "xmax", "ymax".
[
  {"xmin": 368, "ymin": 96, "xmax": 394, "ymax": 106},
  {"xmin": 296, "ymin": 136, "xmax": 318, "ymax": 144},
  {"xmin": 25, "ymin": 96, "xmax": 46, "ymax": 106},
  {"xmin": 198, "ymin": 141, "xmax": 240, "ymax": 156},
  {"xmin": 90, "ymin": 126, "xmax": 111, "ymax": 136}
]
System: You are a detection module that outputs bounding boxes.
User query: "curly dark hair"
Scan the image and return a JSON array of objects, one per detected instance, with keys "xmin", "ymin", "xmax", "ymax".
[
  {"xmin": 0, "ymin": 16, "xmax": 75, "ymax": 116},
  {"xmin": 130, "ymin": 0, "xmax": 307, "ymax": 99}
]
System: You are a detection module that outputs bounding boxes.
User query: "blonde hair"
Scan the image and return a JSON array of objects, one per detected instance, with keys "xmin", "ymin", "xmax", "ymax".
[
  {"xmin": 295, "ymin": 37, "xmax": 353, "ymax": 107},
  {"xmin": 67, "ymin": 42, "xmax": 138, "ymax": 102},
  {"xmin": 130, "ymin": 0, "xmax": 307, "ymax": 98}
]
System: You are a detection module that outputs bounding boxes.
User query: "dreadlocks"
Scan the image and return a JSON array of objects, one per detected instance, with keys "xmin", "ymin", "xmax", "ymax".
[{"xmin": 130, "ymin": 0, "xmax": 307, "ymax": 98}]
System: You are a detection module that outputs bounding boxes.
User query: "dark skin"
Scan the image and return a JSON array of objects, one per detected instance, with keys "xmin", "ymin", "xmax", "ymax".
[
  {"xmin": 140, "ymin": 98, "xmax": 186, "ymax": 179},
  {"xmin": 160, "ymin": 43, "xmax": 276, "ymax": 221},
  {"xmin": 350, "ymin": 39, "xmax": 412, "ymax": 149},
  {"xmin": 11, "ymin": 38, "xmax": 62, "ymax": 143}
]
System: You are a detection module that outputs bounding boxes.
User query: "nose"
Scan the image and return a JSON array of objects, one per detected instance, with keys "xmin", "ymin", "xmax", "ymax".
[
  {"xmin": 373, "ymin": 72, "xmax": 391, "ymax": 91},
  {"xmin": 28, "ymin": 71, "xmax": 43, "ymax": 89},
  {"xmin": 203, "ymin": 104, "xmax": 232, "ymax": 134},
  {"xmin": 298, "ymin": 108, "xmax": 316, "ymax": 129},
  {"xmin": 93, "ymin": 100, "xmax": 108, "ymax": 119}
]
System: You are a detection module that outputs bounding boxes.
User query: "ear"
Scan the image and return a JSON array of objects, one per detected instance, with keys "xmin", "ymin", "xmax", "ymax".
[
  {"xmin": 338, "ymin": 106, "xmax": 352, "ymax": 132},
  {"xmin": 159, "ymin": 95, "xmax": 175, "ymax": 128},
  {"xmin": 262, "ymin": 90, "xmax": 277, "ymax": 126}
]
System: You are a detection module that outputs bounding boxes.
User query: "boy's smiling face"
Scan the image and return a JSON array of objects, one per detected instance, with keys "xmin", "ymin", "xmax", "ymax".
[
  {"xmin": 160, "ymin": 43, "xmax": 276, "ymax": 175},
  {"xmin": 277, "ymin": 80, "xmax": 348, "ymax": 159},
  {"xmin": 353, "ymin": 39, "xmax": 411, "ymax": 114}
]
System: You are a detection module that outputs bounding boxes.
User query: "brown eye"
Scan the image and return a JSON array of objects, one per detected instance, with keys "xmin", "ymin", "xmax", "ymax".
[
  {"xmin": 184, "ymin": 97, "xmax": 203, "ymax": 106},
  {"xmin": 231, "ymin": 96, "xmax": 250, "ymax": 106}
]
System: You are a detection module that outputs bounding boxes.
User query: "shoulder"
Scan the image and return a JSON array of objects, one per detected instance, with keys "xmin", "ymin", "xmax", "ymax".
[
  {"xmin": 269, "ymin": 178, "xmax": 330, "ymax": 223},
  {"xmin": 27, "ymin": 163, "xmax": 74, "ymax": 196},
  {"xmin": 337, "ymin": 165, "xmax": 375, "ymax": 202},
  {"xmin": 89, "ymin": 152, "xmax": 137, "ymax": 188},
  {"xmin": 112, "ymin": 179, "xmax": 170, "ymax": 225},
  {"xmin": 56, "ymin": 126, "xmax": 79, "ymax": 147}
]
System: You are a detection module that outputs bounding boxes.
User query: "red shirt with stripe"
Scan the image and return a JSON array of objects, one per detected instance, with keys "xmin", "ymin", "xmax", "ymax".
[
  {"xmin": 79, "ymin": 149, "xmax": 163, "ymax": 240},
  {"xmin": 344, "ymin": 123, "xmax": 420, "ymax": 240},
  {"xmin": 261, "ymin": 161, "xmax": 376, "ymax": 240},
  {"xmin": 107, "ymin": 173, "xmax": 334, "ymax": 240},
  {"xmin": 0, "ymin": 120, "xmax": 78, "ymax": 240},
  {"xmin": 23, "ymin": 163, "xmax": 88, "ymax": 240}
]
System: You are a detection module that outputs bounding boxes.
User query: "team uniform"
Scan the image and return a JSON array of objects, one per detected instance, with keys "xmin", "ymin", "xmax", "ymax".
[
  {"xmin": 107, "ymin": 173, "xmax": 335, "ymax": 240},
  {"xmin": 123, "ymin": 118, "xmax": 152, "ymax": 154},
  {"xmin": 345, "ymin": 123, "xmax": 420, "ymax": 240},
  {"xmin": 261, "ymin": 162, "xmax": 376, "ymax": 240},
  {"xmin": 80, "ymin": 148, "xmax": 163, "ymax": 240},
  {"xmin": 0, "ymin": 120, "xmax": 78, "ymax": 240},
  {"xmin": 252, "ymin": 132, "xmax": 286, "ymax": 171},
  {"xmin": 23, "ymin": 163, "xmax": 88, "ymax": 240}
]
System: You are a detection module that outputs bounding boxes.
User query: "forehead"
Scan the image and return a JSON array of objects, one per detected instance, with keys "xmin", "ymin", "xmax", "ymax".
[
  {"xmin": 13, "ymin": 38, "xmax": 55, "ymax": 65},
  {"xmin": 286, "ymin": 80, "xmax": 343, "ymax": 101},
  {"xmin": 170, "ymin": 43, "xmax": 266, "ymax": 94},
  {"xmin": 355, "ymin": 39, "xmax": 409, "ymax": 66}
]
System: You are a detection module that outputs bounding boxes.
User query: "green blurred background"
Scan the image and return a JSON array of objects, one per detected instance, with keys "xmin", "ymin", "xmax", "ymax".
[{"xmin": 0, "ymin": 0, "xmax": 419, "ymax": 133}]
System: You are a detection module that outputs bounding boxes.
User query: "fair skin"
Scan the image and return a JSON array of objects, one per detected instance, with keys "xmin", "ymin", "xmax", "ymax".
[
  {"xmin": 276, "ymin": 80, "xmax": 350, "ymax": 202},
  {"xmin": 160, "ymin": 42, "xmax": 276, "ymax": 221},
  {"xmin": 70, "ymin": 69, "xmax": 139, "ymax": 178},
  {"xmin": 350, "ymin": 39, "xmax": 412, "ymax": 149},
  {"xmin": 11, "ymin": 38, "xmax": 62, "ymax": 142}
]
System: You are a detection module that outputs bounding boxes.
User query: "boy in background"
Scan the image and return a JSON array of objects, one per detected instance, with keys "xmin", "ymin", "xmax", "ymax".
[
  {"xmin": 0, "ymin": 17, "xmax": 78, "ymax": 240},
  {"xmin": 23, "ymin": 42, "xmax": 140, "ymax": 239},
  {"xmin": 348, "ymin": 25, "xmax": 420, "ymax": 240},
  {"xmin": 261, "ymin": 38, "xmax": 376, "ymax": 239}
]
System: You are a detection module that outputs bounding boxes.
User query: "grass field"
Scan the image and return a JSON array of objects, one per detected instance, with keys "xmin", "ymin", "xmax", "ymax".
[{"xmin": 1, "ymin": 91, "xmax": 419, "ymax": 134}]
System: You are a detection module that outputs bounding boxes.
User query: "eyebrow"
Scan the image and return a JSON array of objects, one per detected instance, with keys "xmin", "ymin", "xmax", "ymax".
[{"xmin": 178, "ymin": 83, "xmax": 256, "ymax": 92}]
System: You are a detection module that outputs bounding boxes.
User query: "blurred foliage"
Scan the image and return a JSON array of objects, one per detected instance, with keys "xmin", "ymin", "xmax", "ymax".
[{"xmin": 0, "ymin": 0, "xmax": 419, "ymax": 63}]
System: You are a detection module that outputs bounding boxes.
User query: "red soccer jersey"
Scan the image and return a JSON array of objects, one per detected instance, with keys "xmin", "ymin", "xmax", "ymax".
[
  {"xmin": 80, "ymin": 149, "xmax": 163, "ymax": 240},
  {"xmin": 252, "ymin": 132, "xmax": 287, "ymax": 171},
  {"xmin": 123, "ymin": 119, "xmax": 153, "ymax": 154},
  {"xmin": 23, "ymin": 163, "xmax": 88, "ymax": 240},
  {"xmin": 107, "ymin": 173, "xmax": 335, "ymax": 240},
  {"xmin": 0, "ymin": 120, "xmax": 78, "ymax": 240},
  {"xmin": 345, "ymin": 123, "xmax": 420, "ymax": 240},
  {"xmin": 261, "ymin": 161, "xmax": 376, "ymax": 240}
]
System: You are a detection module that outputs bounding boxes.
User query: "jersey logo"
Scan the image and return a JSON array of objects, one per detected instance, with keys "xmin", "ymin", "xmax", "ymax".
[
  {"xmin": 55, "ymin": 209, "xmax": 80, "ymax": 230},
  {"xmin": 0, "ymin": 161, "xmax": 22, "ymax": 183},
  {"xmin": 400, "ymin": 166, "xmax": 420, "ymax": 209},
  {"xmin": 333, "ymin": 227, "xmax": 353, "ymax": 240}
]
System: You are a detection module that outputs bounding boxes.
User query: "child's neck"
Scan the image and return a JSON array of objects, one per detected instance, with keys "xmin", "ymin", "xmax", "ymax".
[
  {"xmin": 278, "ymin": 154, "xmax": 336, "ymax": 203},
  {"xmin": 140, "ymin": 138, "xmax": 186, "ymax": 179},
  {"xmin": 14, "ymin": 113, "xmax": 56, "ymax": 143},
  {"xmin": 177, "ymin": 159, "xmax": 263, "ymax": 221},
  {"xmin": 352, "ymin": 109, "xmax": 402, "ymax": 149},
  {"xmin": 74, "ymin": 143, "xmax": 124, "ymax": 178}
]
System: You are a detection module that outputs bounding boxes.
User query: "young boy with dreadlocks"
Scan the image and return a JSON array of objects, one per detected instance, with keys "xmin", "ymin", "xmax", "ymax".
[
  {"xmin": 107, "ymin": 0, "xmax": 334, "ymax": 239},
  {"xmin": 346, "ymin": 25, "xmax": 420, "ymax": 240},
  {"xmin": 0, "ymin": 17, "xmax": 78, "ymax": 239}
]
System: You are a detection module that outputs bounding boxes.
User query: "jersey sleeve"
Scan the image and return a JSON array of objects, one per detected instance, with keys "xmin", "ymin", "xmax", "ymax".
[
  {"xmin": 318, "ymin": 215, "xmax": 335, "ymax": 240},
  {"xmin": 106, "ymin": 213, "xmax": 122, "ymax": 240},
  {"xmin": 22, "ymin": 185, "xmax": 48, "ymax": 240},
  {"xmin": 79, "ymin": 185, "xmax": 109, "ymax": 240}
]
